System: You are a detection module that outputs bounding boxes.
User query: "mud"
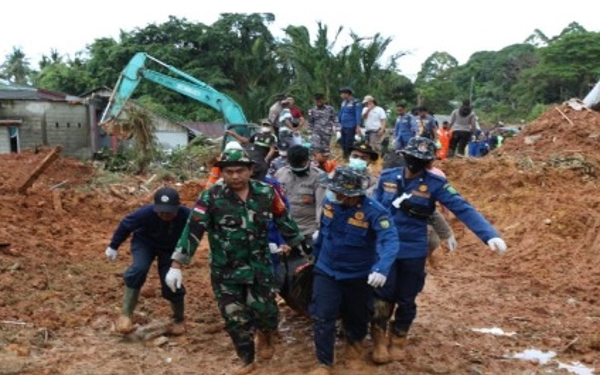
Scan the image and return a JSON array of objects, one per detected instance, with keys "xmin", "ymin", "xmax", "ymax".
[{"xmin": 1, "ymin": 107, "xmax": 600, "ymax": 375}]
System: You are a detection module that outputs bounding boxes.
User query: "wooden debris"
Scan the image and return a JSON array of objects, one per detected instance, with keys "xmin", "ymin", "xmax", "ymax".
[
  {"xmin": 109, "ymin": 186, "xmax": 127, "ymax": 201},
  {"xmin": 52, "ymin": 190, "xmax": 65, "ymax": 215},
  {"xmin": 131, "ymin": 320, "xmax": 173, "ymax": 341},
  {"xmin": 554, "ymin": 107, "xmax": 575, "ymax": 126},
  {"xmin": 49, "ymin": 180, "xmax": 69, "ymax": 190},
  {"xmin": 17, "ymin": 146, "xmax": 62, "ymax": 194}
]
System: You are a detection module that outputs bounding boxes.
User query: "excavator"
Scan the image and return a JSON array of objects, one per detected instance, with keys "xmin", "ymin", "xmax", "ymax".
[{"xmin": 99, "ymin": 52, "xmax": 258, "ymax": 148}]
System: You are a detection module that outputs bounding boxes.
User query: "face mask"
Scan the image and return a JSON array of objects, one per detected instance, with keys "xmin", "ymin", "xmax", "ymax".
[
  {"xmin": 261, "ymin": 126, "xmax": 271, "ymax": 133},
  {"xmin": 404, "ymin": 155, "xmax": 428, "ymax": 174},
  {"xmin": 290, "ymin": 164, "xmax": 309, "ymax": 176},
  {"xmin": 326, "ymin": 189, "xmax": 341, "ymax": 204},
  {"xmin": 349, "ymin": 157, "xmax": 368, "ymax": 171}
]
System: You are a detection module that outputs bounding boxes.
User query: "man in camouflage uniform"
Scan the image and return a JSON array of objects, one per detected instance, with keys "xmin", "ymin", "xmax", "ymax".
[
  {"xmin": 165, "ymin": 145, "xmax": 307, "ymax": 375},
  {"xmin": 308, "ymin": 93, "xmax": 337, "ymax": 150}
]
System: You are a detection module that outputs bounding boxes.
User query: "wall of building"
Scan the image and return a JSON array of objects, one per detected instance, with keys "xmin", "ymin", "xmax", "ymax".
[
  {"xmin": 0, "ymin": 127, "xmax": 9, "ymax": 154},
  {"xmin": 0, "ymin": 100, "xmax": 91, "ymax": 157}
]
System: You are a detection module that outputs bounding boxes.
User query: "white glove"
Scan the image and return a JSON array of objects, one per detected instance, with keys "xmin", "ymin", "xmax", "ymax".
[
  {"xmin": 487, "ymin": 238, "xmax": 507, "ymax": 255},
  {"xmin": 312, "ymin": 231, "xmax": 319, "ymax": 242},
  {"xmin": 392, "ymin": 193, "xmax": 413, "ymax": 209},
  {"xmin": 447, "ymin": 236, "xmax": 458, "ymax": 252},
  {"xmin": 105, "ymin": 247, "xmax": 118, "ymax": 261},
  {"xmin": 268, "ymin": 243, "xmax": 281, "ymax": 254},
  {"xmin": 367, "ymin": 272, "xmax": 387, "ymax": 288},
  {"xmin": 165, "ymin": 268, "xmax": 183, "ymax": 292}
]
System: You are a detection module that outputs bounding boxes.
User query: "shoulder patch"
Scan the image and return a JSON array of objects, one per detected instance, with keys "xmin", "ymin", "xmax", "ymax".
[
  {"xmin": 378, "ymin": 217, "xmax": 391, "ymax": 229},
  {"xmin": 444, "ymin": 183, "xmax": 458, "ymax": 195}
]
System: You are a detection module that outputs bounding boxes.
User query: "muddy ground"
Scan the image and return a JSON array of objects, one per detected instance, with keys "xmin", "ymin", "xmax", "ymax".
[{"xmin": 1, "ymin": 105, "xmax": 599, "ymax": 375}]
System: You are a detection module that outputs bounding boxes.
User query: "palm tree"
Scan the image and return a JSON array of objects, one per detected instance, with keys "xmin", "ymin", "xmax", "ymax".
[{"xmin": 0, "ymin": 47, "xmax": 33, "ymax": 84}]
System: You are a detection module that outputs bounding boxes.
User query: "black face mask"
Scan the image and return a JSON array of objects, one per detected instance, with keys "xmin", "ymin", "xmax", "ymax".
[{"xmin": 403, "ymin": 155, "xmax": 428, "ymax": 174}]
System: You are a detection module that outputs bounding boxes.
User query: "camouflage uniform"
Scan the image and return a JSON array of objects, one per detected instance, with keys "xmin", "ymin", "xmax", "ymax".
[
  {"xmin": 173, "ymin": 168, "xmax": 303, "ymax": 365},
  {"xmin": 308, "ymin": 104, "xmax": 337, "ymax": 149}
]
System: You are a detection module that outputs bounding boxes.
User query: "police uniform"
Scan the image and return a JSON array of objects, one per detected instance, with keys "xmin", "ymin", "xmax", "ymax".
[
  {"xmin": 394, "ymin": 113, "xmax": 417, "ymax": 150},
  {"xmin": 338, "ymin": 88, "xmax": 362, "ymax": 159},
  {"xmin": 373, "ymin": 167, "xmax": 499, "ymax": 335},
  {"xmin": 310, "ymin": 168, "xmax": 399, "ymax": 369}
]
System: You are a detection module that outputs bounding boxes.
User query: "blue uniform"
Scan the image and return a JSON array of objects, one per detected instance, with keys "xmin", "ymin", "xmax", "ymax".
[
  {"xmin": 338, "ymin": 98, "xmax": 362, "ymax": 158},
  {"xmin": 310, "ymin": 196, "xmax": 398, "ymax": 366},
  {"xmin": 394, "ymin": 114, "xmax": 417, "ymax": 150},
  {"xmin": 263, "ymin": 176, "xmax": 290, "ymax": 280},
  {"xmin": 109, "ymin": 205, "xmax": 192, "ymax": 302},
  {"xmin": 373, "ymin": 167, "xmax": 499, "ymax": 334}
]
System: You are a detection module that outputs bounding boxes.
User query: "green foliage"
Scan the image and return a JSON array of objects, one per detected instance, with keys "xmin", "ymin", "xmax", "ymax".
[{"xmin": 2, "ymin": 17, "xmax": 599, "ymax": 129}]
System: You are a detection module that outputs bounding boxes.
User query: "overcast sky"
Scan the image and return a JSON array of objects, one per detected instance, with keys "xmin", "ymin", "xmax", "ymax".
[{"xmin": 2, "ymin": 0, "xmax": 598, "ymax": 81}]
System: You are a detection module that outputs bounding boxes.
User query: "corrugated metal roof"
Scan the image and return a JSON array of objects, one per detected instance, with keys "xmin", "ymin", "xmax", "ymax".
[
  {"xmin": 178, "ymin": 122, "xmax": 226, "ymax": 138},
  {"xmin": 0, "ymin": 87, "xmax": 69, "ymax": 101}
]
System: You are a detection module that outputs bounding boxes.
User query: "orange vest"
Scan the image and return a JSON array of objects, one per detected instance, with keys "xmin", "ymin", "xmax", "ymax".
[
  {"xmin": 206, "ymin": 166, "xmax": 222, "ymax": 188},
  {"xmin": 436, "ymin": 128, "xmax": 452, "ymax": 159}
]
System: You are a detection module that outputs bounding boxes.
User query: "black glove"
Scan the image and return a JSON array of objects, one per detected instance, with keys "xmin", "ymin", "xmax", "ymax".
[{"xmin": 298, "ymin": 241, "xmax": 313, "ymax": 256}]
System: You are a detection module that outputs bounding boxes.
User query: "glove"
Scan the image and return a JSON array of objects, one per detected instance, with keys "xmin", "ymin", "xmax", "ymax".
[
  {"xmin": 447, "ymin": 236, "xmax": 458, "ymax": 253},
  {"xmin": 312, "ymin": 231, "xmax": 319, "ymax": 242},
  {"xmin": 268, "ymin": 243, "xmax": 281, "ymax": 254},
  {"xmin": 105, "ymin": 247, "xmax": 118, "ymax": 261},
  {"xmin": 392, "ymin": 193, "xmax": 412, "ymax": 209},
  {"xmin": 367, "ymin": 272, "xmax": 387, "ymax": 288},
  {"xmin": 165, "ymin": 268, "xmax": 183, "ymax": 292},
  {"xmin": 487, "ymin": 238, "xmax": 507, "ymax": 255}
]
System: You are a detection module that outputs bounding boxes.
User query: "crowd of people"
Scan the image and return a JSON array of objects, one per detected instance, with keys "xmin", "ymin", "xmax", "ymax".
[{"xmin": 105, "ymin": 88, "xmax": 508, "ymax": 375}]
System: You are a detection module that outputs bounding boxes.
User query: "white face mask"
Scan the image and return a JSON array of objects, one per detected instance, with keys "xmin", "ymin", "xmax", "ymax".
[
  {"xmin": 325, "ymin": 189, "xmax": 341, "ymax": 204},
  {"xmin": 349, "ymin": 157, "xmax": 368, "ymax": 171},
  {"xmin": 261, "ymin": 126, "xmax": 271, "ymax": 133}
]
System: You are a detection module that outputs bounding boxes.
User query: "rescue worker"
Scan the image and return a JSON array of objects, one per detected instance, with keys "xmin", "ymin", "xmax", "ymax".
[
  {"xmin": 338, "ymin": 87, "xmax": 362, "ymax": 160},
  {"xmin": 436, "ymin": 121, "xmax": 453, "ymax": 160},
  {"xmin": 448, "ymin": 100, "xmax": 477, "ymax": 157},
  {"xmin": 308, "ymin": 167, "xmax": 399, "ymax": 375},
  {"xmin": 348, "ymin": 141, "xmax": 379, "ymax": 196},
  {"xmin": 311, "ymin": 145, "xmax": 338, "ymax": 173},
  {"xmin": 361, "ymin": 95, "xmax": 387, "ymax": 151},
  {"xmin": 415, "ymin": 107, "xmax": 437, "ymax": 141},
  {"xmin": 372, "ymin": 137, "xmax": 507, "ymax": 363},
  {"xmin": 165, "ymin": 146, "xmax": 308, "ymax": 375},
  {"xmin": 267, "ymin": 141, "xmax": 290, "ymax": 178},
  {"xmin": 105, "ymin": 187, "xmax": 191, "ymax": 335},
  {"xmin": 275, "ymin": 145, "xmax": 325, "ymax": 303},
  {"xmin": 308, "ymin": 93, "xmax": 337, "ymax": 150},
  {"xmin": 393, "ymin": 103, "xmax": 417, "ymax": 151}
]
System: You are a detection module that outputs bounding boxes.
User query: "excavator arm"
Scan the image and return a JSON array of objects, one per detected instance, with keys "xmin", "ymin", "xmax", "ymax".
[{"xmin": 100, "ymin": 52, "xmax": 248, "ymax": 125}]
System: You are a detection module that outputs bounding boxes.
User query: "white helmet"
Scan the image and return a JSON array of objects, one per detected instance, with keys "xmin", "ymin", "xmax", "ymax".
[{"xmin": 224, "ymin": 141, "xmax": 243, "ymax": 151}]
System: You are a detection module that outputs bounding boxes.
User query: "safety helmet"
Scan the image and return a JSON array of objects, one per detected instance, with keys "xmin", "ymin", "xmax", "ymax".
[
  {"xmin": 319, "ymin": 166, "xmax": 369, "ymax": 197},
  {"xmin": 400, "ymin": 137, "xmax": 437, "ymax": 161}
]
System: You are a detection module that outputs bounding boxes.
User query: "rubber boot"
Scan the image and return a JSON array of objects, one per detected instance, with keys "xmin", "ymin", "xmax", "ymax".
[
  {"xmin": 116, "ymin": 287, "xmax": 139, "ymax": 334},
  {"xmin": 388, "ymin": 332, "xmax": 407, "ymax": 361},
  {"xmin": 255, "ymin": 330, "xmax": 275, "ymax": 360},
  {"xmin": 232, "ymin": 342, "xmax": 256, "ymax": 375},
  {"xmin": 168, "ymin": 299, "xmax": 185, "ymax": 336},
  {"xmin": 371, "ymin": 326, "xmax": 391, "ymax": 364},
  {"xmin": 345, "ymin": 340, "xmax": 365, "ymax": 370}
]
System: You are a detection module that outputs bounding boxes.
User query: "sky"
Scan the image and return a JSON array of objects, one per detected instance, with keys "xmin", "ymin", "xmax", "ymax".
[{"xmin": 1, "ymin": 0, "xmax": 599, "ymax": 82}]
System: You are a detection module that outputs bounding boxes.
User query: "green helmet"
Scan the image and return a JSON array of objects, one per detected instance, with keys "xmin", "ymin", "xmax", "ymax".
[
  {"xmin": 319, "ymin": 166, "xmax": 369, "ymax": 197},
  {"xmin": 400, "ymin": 136, "xmax": 437, "ymax": 161},
  {"xmin": 215, "ymin": 148, "xmax": 255, "ymax": 167}
]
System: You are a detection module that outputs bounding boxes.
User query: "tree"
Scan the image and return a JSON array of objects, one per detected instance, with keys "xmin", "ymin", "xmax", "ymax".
[
  {"xmin": 415, "ymin": 51, "xmax": 459, "ymax": 113},
  {"xmin": 0, "ymin": 47, "xmax": 33, "ymax": 84}
]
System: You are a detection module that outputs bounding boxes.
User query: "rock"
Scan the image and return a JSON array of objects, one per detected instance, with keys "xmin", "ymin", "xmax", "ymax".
[
  {"xmin": 8, "ymin": 262, "xmax": 21, "ymax": 271},
  {"xmin": 544, "ymin": 219, "xmax": 552, "ymax": 225},
  {"xmin": 524, "ymin": 135, "xmax": 542, "ymax": 145},
  {"xmin": 153, "ymin": 336, "xmax": 169, "ymax": 347}
]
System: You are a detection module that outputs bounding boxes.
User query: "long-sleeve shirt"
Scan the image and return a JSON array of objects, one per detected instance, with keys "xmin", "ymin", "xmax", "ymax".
[
  {"xmin": 109, "ymin": 205, "xmax": 192, "ymax": 251},
  {"xmin": 338, "ymin": 98, "xmax": 362, "ymax": 129},
  {"xmin": 313, "ymin": 196, "xmax": 399, "ymax": 279},
  {"xmin": 172, "ymin": 180, "xmax": 303, "ymax": 285}
]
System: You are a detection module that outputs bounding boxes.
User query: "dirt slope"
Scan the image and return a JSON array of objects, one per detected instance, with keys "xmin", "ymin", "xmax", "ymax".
[{"xmin": 1, "ymin": 111, "xmax": 600, "ymax": 375}]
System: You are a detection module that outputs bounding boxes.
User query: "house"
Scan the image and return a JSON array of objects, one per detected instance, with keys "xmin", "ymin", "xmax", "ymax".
[
  {"xmin": 0, "ymin": 82, "xmax": 92, "ymax": 157},
  {"xmin": 80, "ymin": 87, "xmax": 224, "ymax": 152}
]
